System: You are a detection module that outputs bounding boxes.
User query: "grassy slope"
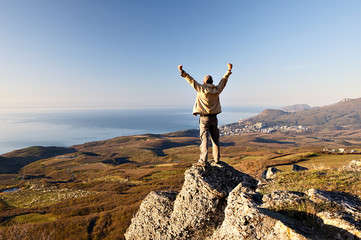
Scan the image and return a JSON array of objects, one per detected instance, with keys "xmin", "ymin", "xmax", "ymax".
[
  {"xmin": 0, "ymin": 146, "xmax": 77, "ymax": 174},
  {"xmin": 260, "ymin": 168, "xmax": 361, "ymax": 196}
]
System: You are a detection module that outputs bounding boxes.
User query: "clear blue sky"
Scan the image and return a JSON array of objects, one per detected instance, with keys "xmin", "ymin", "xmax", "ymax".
[{"xmin": 1, "ymin": 0, "xmax": 361, "ymax": 109}]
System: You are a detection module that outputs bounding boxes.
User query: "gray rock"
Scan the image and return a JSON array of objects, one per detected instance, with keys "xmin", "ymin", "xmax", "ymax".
[
  {"xmin": 307, "ymin": 189, "xmax": 361, "ymax": 220},
  {"xmin": 214, "ymin": 188, "xmax": 361, "ymax": 240},
  {"xmin": 125, "ymin": 161, "xmax": 257, "ymax": 240},
  {"xmin": 261, "ymin": 167, "xmax": 282, "ymax": 179},
  {"xmin": 211, "ymin": 185, "xmax": 314, "ymax": 240},
  {"xmin": 168, "ymin": 161, "xmax": 256, "ymax": 239},
  {"xmin": 307, "ymin": 189, "xmax": 361, "ymax": 239},
  {"xmin": 124, "ymin": 191, "xmax": 177, "ymax": 240},
  {"xmin": 292, "ymin": 164, "xmax": 309, "ymax": 172},
  {"xmin": 261, "ymin": 190, "xmax": 306, "ymax": 209},
  {"xmin": 341, "ymin": 160, "xmax": 361, "ymax": 172},
  {"xmin": 125, "ymin": 162, "xmax": 361, "ymax": 240}
]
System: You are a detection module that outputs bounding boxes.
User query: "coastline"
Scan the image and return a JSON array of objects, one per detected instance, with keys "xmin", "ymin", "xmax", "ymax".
[{"xmin": 0, "ymin": 106, "xmax": 268, "ymax": 155}]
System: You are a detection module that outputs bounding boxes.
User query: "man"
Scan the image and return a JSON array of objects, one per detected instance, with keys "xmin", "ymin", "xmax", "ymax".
[{"xmin": 178, "ymin": 63, "xmax": 233, "ymax": 165}]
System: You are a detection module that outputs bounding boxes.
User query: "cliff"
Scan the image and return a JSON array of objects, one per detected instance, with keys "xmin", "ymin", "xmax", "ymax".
[{"xmin": 125, "ymin": 161, "xmax": 361, "ymax": 240}]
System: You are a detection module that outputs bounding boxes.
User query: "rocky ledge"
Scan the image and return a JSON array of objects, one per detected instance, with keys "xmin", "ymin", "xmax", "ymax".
[{"xmin": 125, "ymin": 162, "xmax": 361, "ymax": 240}]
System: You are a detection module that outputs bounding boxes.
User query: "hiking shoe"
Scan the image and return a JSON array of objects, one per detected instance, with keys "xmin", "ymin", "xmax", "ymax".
[
  {"xmin": 197, "ymin": 160, "xmax": 209, "ymax": 167},
  {"xmin": 212, "ymin": 160, "xmax": 223, "ymax": 167}
]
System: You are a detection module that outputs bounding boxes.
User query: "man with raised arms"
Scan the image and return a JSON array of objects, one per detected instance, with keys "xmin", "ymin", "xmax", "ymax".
[{"xmin": 178, "ymin": 63, "xmax": 233, "ymax": 165}]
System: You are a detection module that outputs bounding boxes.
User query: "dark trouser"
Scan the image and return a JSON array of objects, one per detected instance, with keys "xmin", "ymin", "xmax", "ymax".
[{"xmin": 199, "ymin": 115, "xmax": 220, "ymax": 163}]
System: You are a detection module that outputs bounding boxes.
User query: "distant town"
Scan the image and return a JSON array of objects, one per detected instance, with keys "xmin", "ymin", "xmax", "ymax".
[
  {"xmin": 220, "ymin": 121, "xmax": 309, "ymax": 136},
  {"xmin": 322, "ymin": 148, "xmax": 360, "ymax": 154}
]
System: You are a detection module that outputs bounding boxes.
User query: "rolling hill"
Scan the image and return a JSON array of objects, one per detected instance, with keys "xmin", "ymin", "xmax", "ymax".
[{"xmin": 0, "ymin": 146, "xmax": 77, "ymax": 174}]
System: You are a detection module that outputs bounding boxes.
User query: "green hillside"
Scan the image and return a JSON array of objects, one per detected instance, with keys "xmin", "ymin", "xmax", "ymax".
[{"xmin": 0, "ymin": 146, "xmax": 77, "ymax": 174}]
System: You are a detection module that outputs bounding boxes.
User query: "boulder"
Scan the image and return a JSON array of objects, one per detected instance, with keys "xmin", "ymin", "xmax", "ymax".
[
  {"xmin": 261, "ymin": 167, "xmax": 282, "ymax": 179},
  {"xmin": 292, "ymin": 164, "xmax": 309, "ymax": 172}
]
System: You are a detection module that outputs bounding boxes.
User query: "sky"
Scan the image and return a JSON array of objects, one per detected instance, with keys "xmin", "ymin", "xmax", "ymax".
[{"xmin": 1, "ymin": 0, "xmax": 361, "ymax": 109}]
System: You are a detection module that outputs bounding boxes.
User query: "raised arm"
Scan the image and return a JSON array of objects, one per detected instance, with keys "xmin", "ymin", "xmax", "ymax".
[
  {"xmin": 178, "ymin": 65, "xmax": 203, "ymax": 92},
  {"xmin": 227, "ymin": 63, "xmax": 233, "ymax": 71},
  {"xmin": 216, "ymin": 63, "xmax": 233, "ymax": 91},
  {"xmin": 178, "ymin": 65, "xmax": 183, "ymax": 72}
]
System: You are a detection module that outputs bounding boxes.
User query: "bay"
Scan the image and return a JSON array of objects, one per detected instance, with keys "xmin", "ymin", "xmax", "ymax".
[{"xmin": 0, "ymin": 106, "xmax": 266, "ymax": 154}]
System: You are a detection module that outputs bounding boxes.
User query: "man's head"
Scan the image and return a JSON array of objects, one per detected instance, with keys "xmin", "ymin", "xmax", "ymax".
[{"xmin": 203, "ymin": 75, "xmax": 213, "ymax": 84}]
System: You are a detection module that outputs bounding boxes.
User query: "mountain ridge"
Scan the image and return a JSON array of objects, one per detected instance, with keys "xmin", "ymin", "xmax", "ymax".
[
  {"xmin": 222, "ymin": 97, "xmax": 361, "ymax": 134},
  {"xmin": 281, "ymin": 103, "xmax": 311, "ymax": 112}
]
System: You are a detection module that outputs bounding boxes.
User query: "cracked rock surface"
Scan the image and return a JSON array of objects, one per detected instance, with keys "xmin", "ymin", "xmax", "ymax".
[{"xmin": 125, "ymin": 161, "xmax": 361, "ymax": 240}]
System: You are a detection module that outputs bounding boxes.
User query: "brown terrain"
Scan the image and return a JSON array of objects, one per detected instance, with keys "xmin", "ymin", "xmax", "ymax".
[{"xmin": 0, "ymin": 98, "xmax": 361, "ymax": 239}]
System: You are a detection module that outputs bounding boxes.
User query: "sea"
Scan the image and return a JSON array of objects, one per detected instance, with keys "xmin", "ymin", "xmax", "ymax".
[{"xmin": 0, "ymin": 106, "xmax": 267, "ymax": 155}]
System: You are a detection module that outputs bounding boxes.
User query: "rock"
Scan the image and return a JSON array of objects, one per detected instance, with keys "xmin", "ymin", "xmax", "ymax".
[
  {"xmin": 125, "ymin": 161, "xmax": 257, "ymax": 240},
  {"xmin": 261, "ymin": 190, "xmax": 306, "ymax": 209},
  {"xmin": 307, "ymin": 189, "xmax": 361, "ymax": 239},
  {"xmin": 211, "ymin": 184, "xmax": 270, "ymax": 239},
  {"xmin": 261, "ymin": 167, "xmax": 282, "ymax": 179},
  {"xmin": 168, "ymin": 162, "xmax": 256, "ymax": 239},
  {"xmin": 211, "ymin": 185, "xmax": 314, "ymax": 240},
  {"xmin": 125, "ymin": 162, "xmax": 361, "ymax": 240},
  {"xmin": 316, "ymin": 212, "xmax": 361, "ymax": 240},
  {"xmin": 307, "ymin": 189, "xmax": 361, "ymax": 216},
  {"xmin": 292, "ymin": 164, "xmax": 308, "ymax": 172},
  {"xmin": 341, "ymin": 160, "xmax": 361, "ymax": 172},
  {"xmin": 124, "ymin": 191, "xmax": 177, "ymax": 240}
]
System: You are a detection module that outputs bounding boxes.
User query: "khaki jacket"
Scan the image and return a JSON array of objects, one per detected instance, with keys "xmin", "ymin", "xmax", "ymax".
[{"xmin": 181, "ymin": 70, "xmax": 232, "ymax": 115}]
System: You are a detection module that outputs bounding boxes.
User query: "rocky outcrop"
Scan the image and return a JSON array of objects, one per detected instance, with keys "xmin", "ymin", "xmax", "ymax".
[
  {"xmin": 125, "ymin": 162, "xmax": 361, "ymax": 240},
  {"xmin": 168, "ymin": 162, "xmax": 257, "ymax": 238},
  {"xmin": 261, "ymin": 190, "xmax": 306, "ymax": 209},
  {"xmin": 307, "ymin": 189, "xmax": 361, "ymax": 239},
  {"xmin": 211, "ymin": 187, "xmax": 314, "ymax": 240},
  {"xmin": 341, "ymin": 160, "xmax": 361, "ymax": 172},
  {"xmin": 125, "ymin": 162, "xmax": 257, "ymax": 240},
  {"xmin": 124, "ymin": 191, "xmax": 177, "ymax": 239}
]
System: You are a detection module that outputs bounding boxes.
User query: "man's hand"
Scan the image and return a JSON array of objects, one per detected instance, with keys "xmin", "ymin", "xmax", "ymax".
[
  {"xmin": 178, "ymin": 65, "xmax": 183, "ymax": 72},
  {"xmin": 227, "ymin": 63, "xmax": 233, "ymax": 71}
]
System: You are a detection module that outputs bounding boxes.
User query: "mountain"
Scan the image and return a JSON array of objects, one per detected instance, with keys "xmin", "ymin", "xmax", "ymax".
[
  {"xmin": 281, "ymin": 104, "xmax": 311, "ymax": 112},
  {"xmin": 249, "ymin": 109, "xmax": 290, "ymax": 122},
  {"xmin": 224, "ymin": 98, "xmax": 361, "ymax": 133},
  {"xmin": 0, "ymin": 146, "xmax": 77, "ymax": 174}
]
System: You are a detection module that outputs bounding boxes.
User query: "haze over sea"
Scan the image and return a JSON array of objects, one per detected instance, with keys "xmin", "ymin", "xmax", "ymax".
[{"xmin": 0, "ymin": 106, "xmax": 267, "ymax": 155}]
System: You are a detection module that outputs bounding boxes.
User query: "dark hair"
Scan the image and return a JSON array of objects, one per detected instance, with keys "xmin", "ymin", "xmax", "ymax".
[{"xmin": 204, "ymin": 75, "xmax": 213, "ymax": 84}]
